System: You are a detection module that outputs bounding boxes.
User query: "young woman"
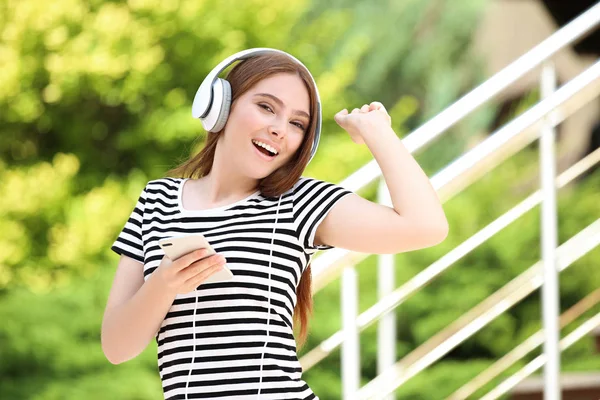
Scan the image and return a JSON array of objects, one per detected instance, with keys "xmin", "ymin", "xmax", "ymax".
[{"xmin": 101, "ymin": 49, "xmax": 448, "ymax": 400}]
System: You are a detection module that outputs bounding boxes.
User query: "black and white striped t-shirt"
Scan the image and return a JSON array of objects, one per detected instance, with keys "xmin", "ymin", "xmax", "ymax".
[{"xmin": 111, "ymin": 176, "xmax": 353, "ymax": 400}]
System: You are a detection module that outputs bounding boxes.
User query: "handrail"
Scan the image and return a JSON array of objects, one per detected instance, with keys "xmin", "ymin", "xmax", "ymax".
[
  {"xmin": 332, "ymin": 1, "xmax": 600, "ymax": 195},
  {"xmin": 309, "ymin": 3, "xmax": 600, "ymax": 294},
  {"xmin": 448, "ymin": 287, "xmax": 600, "ymax": 400},
  {"xmin": 357, "ymin": 218, "xmax": 600, "ymax": 399},
  {"xmin": 482, "ymin": 312, "xmax": 600, "ymax": 400},
  {"xmin": 311, "ymin": 58, "xmax": 600, "ymax": 292},
  {"xmin": 300, "ymin": 147, "xmax": 600, "ymax": 371}
]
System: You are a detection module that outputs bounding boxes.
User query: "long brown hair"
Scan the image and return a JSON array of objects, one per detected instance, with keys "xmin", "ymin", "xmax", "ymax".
[{"xmin": 165, "ymin": 52, "xmax": 319, "ymax": 348}]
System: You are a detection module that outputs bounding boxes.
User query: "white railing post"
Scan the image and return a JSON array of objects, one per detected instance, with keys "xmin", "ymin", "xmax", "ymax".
[
  {"xmin": 539, "ymin": 60, "xmax": 561, "ymax": 400},
  {"xmin": 377, "ymin": 178, "xmax": 396, "ymax": 400},
  {"xmin": 342, "ymin": 265, "xmax": 359, "ymax": 399}
]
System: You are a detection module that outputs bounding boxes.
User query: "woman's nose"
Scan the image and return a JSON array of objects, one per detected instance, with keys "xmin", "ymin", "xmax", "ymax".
[{"xmin": 268, "ymin": 122, "xmax": 286, "ymax": 138}]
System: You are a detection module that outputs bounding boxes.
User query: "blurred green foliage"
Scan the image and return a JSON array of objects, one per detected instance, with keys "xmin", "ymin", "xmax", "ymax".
[{"xmin": 1, "ymin": 0, "xmax": 599, "ymax": 399}]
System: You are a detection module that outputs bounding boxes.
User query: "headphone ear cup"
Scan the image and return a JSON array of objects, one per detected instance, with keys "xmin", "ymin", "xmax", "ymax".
[
  {"xmin": 210, "ymin": 79, "xmax": 231, "ymax": 132},
  {"xmin": 200, "ymin": 78, "xmax": 231, "ymax": 132}
]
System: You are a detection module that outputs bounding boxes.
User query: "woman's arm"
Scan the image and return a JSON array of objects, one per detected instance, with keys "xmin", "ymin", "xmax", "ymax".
[
  {"xmin": 101, "ymin": 255, "xmax": 176, "ymax": 364},
  {"xmin": 315, "ymin": 103, "xmax": 449, "ymax": 254}
]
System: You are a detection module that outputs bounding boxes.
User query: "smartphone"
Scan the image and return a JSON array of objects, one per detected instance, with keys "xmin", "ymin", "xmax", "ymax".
[{"xmin": 157, "ymin": 234, "xmax": 233, "ymax": 284}]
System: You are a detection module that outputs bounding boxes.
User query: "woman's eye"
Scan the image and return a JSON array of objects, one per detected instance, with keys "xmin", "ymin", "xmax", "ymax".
[
  {"xmin": 292, "ymin": 122, "xmax": 305, "ymax": 130},
  {"xmin": 258, "ymin": 104, "xmax": 273, "ymax": 113},
  {"xmin": 259, "ymin": 103, "xmax": 305, "ymax": 131}
]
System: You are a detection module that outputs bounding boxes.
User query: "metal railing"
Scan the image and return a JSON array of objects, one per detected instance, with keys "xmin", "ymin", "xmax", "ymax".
[
  {"xmin": 302, "ymin": 146, "xmax": 600, "ymax": 371},
  {"xmin": 481, "ymin": 310, "xmax": 600, "ymax": 400},
  {"xmin": 309, "ymin": 1, "xmax": 600, "ymax": 291},
  {"xmin": 302, "ymin": 2, "xmax": 600, "ymax": 399},
  {"xmin": 357, "ymin": 218, "xmax": 600, "ymax": 399},
  {"xmin": 449, "ymin": 287, "xmax": 600, "ymax": 400}
]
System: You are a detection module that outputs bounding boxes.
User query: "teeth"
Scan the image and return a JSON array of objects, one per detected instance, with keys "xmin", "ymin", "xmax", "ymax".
[{"xmin": 252, "ymin": 140, "xmax": 278, "ymax": 155}]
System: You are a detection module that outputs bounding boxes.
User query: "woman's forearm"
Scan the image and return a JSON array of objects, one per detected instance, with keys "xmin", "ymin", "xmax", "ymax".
[
  {"xmin": 362, "ymin": 124, "xmax": 448, "ymax": 232},
  {"xmin": 101, "ymin": 273, "xmax": 177, "ymax": 364}
]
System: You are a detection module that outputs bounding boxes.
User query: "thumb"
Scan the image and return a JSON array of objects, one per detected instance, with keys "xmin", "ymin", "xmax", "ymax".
[{"xmin": 334, "ymin": 109, "xmax": 348, "ymax": 124}]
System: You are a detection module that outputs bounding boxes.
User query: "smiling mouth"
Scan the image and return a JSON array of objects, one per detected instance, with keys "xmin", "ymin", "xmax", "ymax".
[{"xmin": 252, "ymin": 140, "xmax": 278, "ymax": 158}]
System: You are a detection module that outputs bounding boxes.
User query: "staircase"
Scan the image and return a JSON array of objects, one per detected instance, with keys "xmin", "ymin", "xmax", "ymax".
[
  {"xmin": 510, "ymin": 372, "xmax": 600, "ymax": 400},
  {"xmin": 301, "ymin": 3, "xmax": 600, "ymax": 399},
  {"xmin": 509, "ymin": 324, "xmax": 600, "ymax": 400}
]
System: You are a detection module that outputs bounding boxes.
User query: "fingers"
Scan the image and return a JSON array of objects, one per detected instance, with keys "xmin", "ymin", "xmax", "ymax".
[
  {"xmin": 334, "ymin": 109, "xmax": 348, "ymax": 124},
  {"xmin": 335, "ymin": 108, "xmax": 348, "ymax": 118},
  {"xmin": 171, "ymin": 248, "xmax": 210, "ymax": 271},
  {"xmin": 369, "ymin": 101, "xmax": 385, "ymax": 111},
  {"xmin": 181, "ymin": 254, "xmax": 226, "ymax": 281},
  {"xmin": 346, "ymin": 103, "xmax": 385, "ymax": 114},
  {"xmin": 336, "ymin": 102, "xmax": 390, "ymax": 125},
  {"xmin": 160, "ymin": 256, "xmax": 173, "ymax": 268},
  {"xmin": 184, "ymin": 261, "xmax": 225, "ymax": 289}
]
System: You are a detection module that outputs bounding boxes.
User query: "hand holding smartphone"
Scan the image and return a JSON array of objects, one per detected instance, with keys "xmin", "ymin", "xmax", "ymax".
[{"xmin": 158, "ymin": 234, "xmax": 233, "ymax": 286}]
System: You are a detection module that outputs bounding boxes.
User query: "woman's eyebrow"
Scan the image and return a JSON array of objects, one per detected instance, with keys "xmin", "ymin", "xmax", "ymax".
[{"xmin": 254, "ymin": 93, "xmax": 310, "ymax": 120}]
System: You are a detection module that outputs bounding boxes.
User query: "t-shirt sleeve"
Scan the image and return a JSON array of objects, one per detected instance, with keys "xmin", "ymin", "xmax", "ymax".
[
  {"xmin": 110, "ymin": 183, "xmax": 148, "ymax": 264},
  {"xmin": 293, "ymin": 177, "xmax": 354, "ymax": 253}
]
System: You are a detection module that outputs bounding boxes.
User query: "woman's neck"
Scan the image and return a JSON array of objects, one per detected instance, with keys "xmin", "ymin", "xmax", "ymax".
[{"xmin": 196, "ymin": 171, "xmax": 258, "ymax": 205}]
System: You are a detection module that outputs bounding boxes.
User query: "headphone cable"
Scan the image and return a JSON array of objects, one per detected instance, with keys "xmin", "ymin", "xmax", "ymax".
[
  {"xmin": 185, "ymin": 289, "xmax": 198, "ymax": 399},
  {"xmin": 257, "ymin": 195, "xmax": 282, "ymax": 398}
]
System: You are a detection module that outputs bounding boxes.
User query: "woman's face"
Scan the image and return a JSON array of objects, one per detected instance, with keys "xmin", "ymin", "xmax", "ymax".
[{"xmin": 219, "ymin": 72, "xmax": 311, "ymax": 179}]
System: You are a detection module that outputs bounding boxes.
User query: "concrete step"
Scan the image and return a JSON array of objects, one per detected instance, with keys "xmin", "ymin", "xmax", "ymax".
[{"xmin": 510, "ymin": 372, "xmax": 600, "ymax": 400}]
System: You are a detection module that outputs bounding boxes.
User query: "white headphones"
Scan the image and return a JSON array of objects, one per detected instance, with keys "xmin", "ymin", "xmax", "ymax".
[{"xmin": 191, "ymin": 47, "xmax": 322, "ymax": 164}]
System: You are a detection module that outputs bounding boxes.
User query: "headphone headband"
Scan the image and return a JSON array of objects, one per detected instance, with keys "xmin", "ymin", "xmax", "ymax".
[{"xmin": 192, "ymin": 48, "xmax": 322, "ymax": 164}]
